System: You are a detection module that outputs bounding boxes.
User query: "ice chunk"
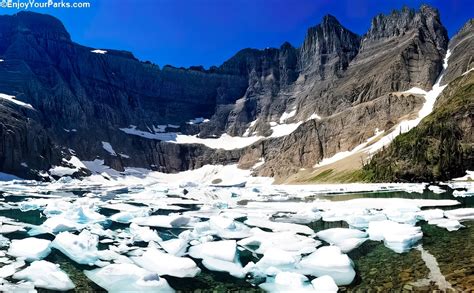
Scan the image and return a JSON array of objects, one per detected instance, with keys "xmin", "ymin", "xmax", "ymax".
[
  {"xmin": 254, "ymin": 248, "xmax": 299, "ymax": 273},
  {"xmin": 132, "ymin": 214, "xmax": 195, "ymax": 228},
  {"xmin": 259, "ymin": 272, "xmax": 314, "ymax": 292},
  {"xmin": 0, "ymin": 259, "xmax": 25, "ymax": 278},
  {"xmin": 159, "ymin": 238, "xmax": 188, "ymax": 256},
  {"xmin": 367, "ymin": 220, "xmax": 422, "ymax": 253},
  {"xmin": 84, "ymin": 263, "xmax": 174, "ymax": 292},
  {"xmin": 51, "ymin": 230, "xmax": 99, "ymax": 265},
  {"xmin": 316, "ymin": 228, "xmax": 367, "ymax": 253},
  {"xmin": 110, "ymin": 209, "xmax": 150, "ymax": 224},
  {"xmin": 345, "ymin": 213, "xmax": 387, "ymax": 229},
  {"xmin": 444, "ymin": 208, "xmax": 474, "ymax": 221},
  {"xmin": 0, "ymin": 224, "xmax": 25, "ymax": 234},
  {"xmin": 129, "ymin": 223, "xmax": 161, "ymax": 243},
  {"xmin": 417, "ymin": 209, "xmax": 445, "ymax": 221},
  {"xmin": 188, "ymin": 240, "xmax": 237, "ymax": 262},
  {"xmin": 311, "ymin": 275, "xmax": 338, "ymax": 292},
  {"xmin": 7, "ymin": 238, "xmax": 51, "ymax": 261},
  {"xmin": 238, "ymin": 228, "xmax": 319, "ymax": 255},
  {"xmin": 428, "ymin": 185, "xmax": 445, "ymax": 194},
  {"xmin": 132, "ymin": 247, "xmax": 200, "ymax": 278},
  {"xmin": 244, "ymin": 217, "xmax": 314, "ymax": 235},
  {"xmin": 0, "ymin": 280, "xmax": 36, "ymax": 292},
  {"xmin": 428, "ymin": 218, "xmax": 463, "ymax": 231},
  {"xmin": 384, "ymin": 206, "xmax": 420, "ymax": 225},
  {"xmin": 13, "ymin": 260, "xmax": 75, "ymax": 291},
  {"xmin": 28, "ymin": 216, "xmax": 80, "ymax": 235},
  {"xmin": 298, "ymin": 246, "xmax": 355, "ymax": 286},
  {"xmin": 207, "ymin": 216, "xmax": 252, "ymax": 239},
  {"xmin": 201, "ymin": 257, "xmax": 250, "ymax": 278}
]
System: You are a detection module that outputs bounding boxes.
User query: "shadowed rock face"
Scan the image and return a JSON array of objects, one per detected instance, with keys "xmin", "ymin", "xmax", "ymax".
[{"xmin": 0, "ymin": 6, "xmax": 467, "ymax": 181}]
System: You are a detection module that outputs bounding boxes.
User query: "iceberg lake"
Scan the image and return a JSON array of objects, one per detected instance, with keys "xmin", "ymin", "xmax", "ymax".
[{"xmin": 0, "ymin": 177, "xmax": 473, "ymax": 292}]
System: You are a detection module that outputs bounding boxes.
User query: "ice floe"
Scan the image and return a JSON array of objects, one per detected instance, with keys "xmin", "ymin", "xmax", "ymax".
[
  {"xmin": 51, "ymin": 230, "xmax": 99, "ymax": 265},
  {"xmin": 7, "ymin": 238, "xmax": 51, "ymax": 261},
  {"xmin": 298, "ymin": 246, "xmax": 356, "ymax": 285},
  {"xmin": 367, "ymin": 220, "xmax": 423, "ymax": 253},
  {"xmin": 131, "ymin": 246, "xmax": 200, "ymax": 278},
  {"xmin": 316, "ymin": 228, "xmax": 368, "ymax": 253},
  {"xmin": 85, "ymin": 263, "xmax": 174, "ymax": 292},
  {"xmin": 13, "ymin": 260, "xmax": 75, "ymax": 291}
]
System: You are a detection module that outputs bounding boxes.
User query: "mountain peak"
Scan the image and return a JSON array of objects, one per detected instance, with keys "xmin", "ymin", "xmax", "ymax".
[{"xmin": 4, "ymin": 11, "xmax": 71, "ymax": 42}]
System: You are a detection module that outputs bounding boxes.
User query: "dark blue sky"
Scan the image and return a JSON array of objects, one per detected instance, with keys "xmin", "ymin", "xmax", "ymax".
[{"xmin": 1, "ymin": 0, "xmax": 472, "ymax": 67}]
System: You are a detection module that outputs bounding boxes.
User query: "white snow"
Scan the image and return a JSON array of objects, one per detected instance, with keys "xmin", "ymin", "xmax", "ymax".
[
  {"xmin": 402, "ymin": 87, "xmax": 428, "ymax": 95},
  {"xmin": 315, "ymin": 129, "xmax": 384, "ymax": 167},
  {"xmin": 270, "ymin": 122, "xmax": 303, "ymax": 138},
  {"xmin": 314, "ymin": 49, "xmax": 452, "ymax": 167},
  {"xmin": 461, "ymin": 67, "xmax": 474, "ymax": 76},
  {"xmin": 307, "ymin": 113, "xmax": 322, "ymax": 121},
  {"xmin": 120, "ymin": 126, "xmax": 262, "ymax": 150},
  {"xmin": 0, "ymin": 93, "xmax": 34, "ymax": 109},
  {"xmin": 187, "ymin": 117, "xmax": 210, "ymax": 125},
  {"xmin": 279, "ymin": 109, "xmax": 297, "ymax": 123},
  {"xmin": 13, "ymin": 260, "xmax": 75, "ymax": 291},
  {"xmin": 101, "ymin": 141, "xmax": 117, "ymax": 156},
  {"xmin": 91, "ymin": 49, "xmax": 107, "ymax": 54},
  {"xmin": 364, "ymin": 49, "xmax": 451, "ymax": 154},
  {"xmin": 49, "ymin": 156, "xmax": 86, "ymax": 177},
  {"xmin": 7, "ymin": 238, "xmax": 51, "ymax": 261}
]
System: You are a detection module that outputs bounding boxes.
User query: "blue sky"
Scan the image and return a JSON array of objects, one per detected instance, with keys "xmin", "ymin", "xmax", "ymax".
[{"xmin": 1, "ymin": 0, "xmax": 472, "ymax": 67}]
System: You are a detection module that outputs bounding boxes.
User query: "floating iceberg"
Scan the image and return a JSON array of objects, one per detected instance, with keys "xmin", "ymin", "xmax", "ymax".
[
  {"xmin": 132, "ymin": 247, "xmax": 200, "ymax": 278},
  {"xmin": 367, "ymin": 220, "xmax": 422, "ymax": 253},
  {"xmin": 13, "ymin": 260, "xmax": 75, "ymax": 291},
  {"xmin": 259, "ymin": 272, "xmax": 315, "ymax": 292},
  {"xmin": 132, "ymin": 214, "xmax": 195, "ymax": 228},
  {"xmin": 444, "ymin": 208, "xmax": 474, "ymax": 221},
  {"xmin": 298, "ymin": 246, "xmax": 355, "ymax": 285},
  {"xmin": 254, "ymin": 247, "xmax": 300, "ymax": 274},
  {"xmin": 51, "ymin": 230, "xmax": 99, "ymax": 265},
  {"xmin": 311, "ymin": 275, "xmax": 339, "ymax": 292},
  {"xmin": 238, "ymin": 228, "xmax": 320, "ymax": 255},
  {"xmin": 316, "ymin": 228, "xmax": 368, "ymax": 253},
  {"xmin": 7, "ymin": 238, "xmax": 51, "ymax": 261},
  {"xmin": 84, "ymin": 263, "xmax": 174, "ymax": 292},
  {"xmin": 189, "ymin": 240, "xmax": 237, "ymax": 262}
]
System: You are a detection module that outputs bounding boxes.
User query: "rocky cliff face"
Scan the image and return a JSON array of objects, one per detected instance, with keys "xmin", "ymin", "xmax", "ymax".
[{"xmin": 0, "ymin": 6, "xmax": 469, "ymax": 182}]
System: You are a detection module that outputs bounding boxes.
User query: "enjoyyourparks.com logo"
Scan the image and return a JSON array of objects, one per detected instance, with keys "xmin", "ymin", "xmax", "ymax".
[{"xmin": 0, "ymin": 0, "xmax": 91, "ymax": 9}]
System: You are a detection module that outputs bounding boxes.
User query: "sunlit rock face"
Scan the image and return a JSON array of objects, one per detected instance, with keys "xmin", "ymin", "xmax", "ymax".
[{"xmin": 0, "ymin": 6, "xmax": 470, "ymax": 181}]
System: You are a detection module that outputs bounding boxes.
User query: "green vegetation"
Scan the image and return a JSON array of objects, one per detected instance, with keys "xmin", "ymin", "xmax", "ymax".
[
  {"xmin": 309, "ymin": 168, "xmax": 373, "ymax": 183},
  {"xmin": 363, "ymin": 73, "xmax": 474, "ymax": 182}
]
